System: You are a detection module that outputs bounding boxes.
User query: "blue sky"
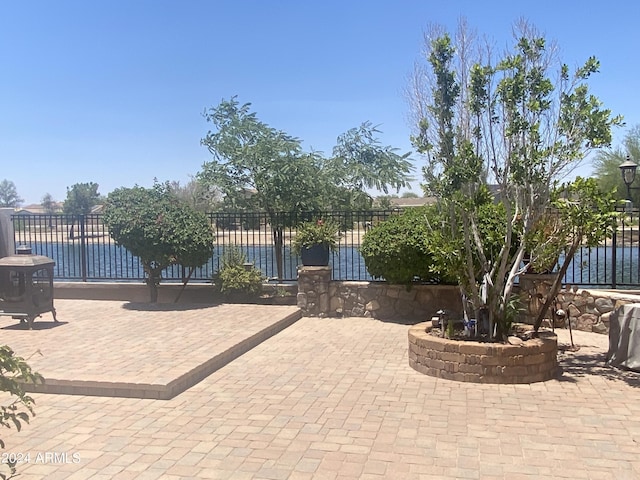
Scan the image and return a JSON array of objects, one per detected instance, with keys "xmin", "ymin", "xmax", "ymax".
[{"xmin": 2, "ymin": 0, "xmax": 639, "ymax": 205}]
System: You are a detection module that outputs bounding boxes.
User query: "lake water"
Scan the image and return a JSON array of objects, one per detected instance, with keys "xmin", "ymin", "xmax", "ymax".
[
  {"xmin": 25, "ymin": 241, "xmax": 640, "ymax": 287},
  {"xmin": 25, "ymin": 242, "xmax": 372, "ymax": 282}
]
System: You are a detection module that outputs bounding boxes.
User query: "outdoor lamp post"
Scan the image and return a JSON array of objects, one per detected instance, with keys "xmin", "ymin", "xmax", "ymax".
[{"xmin": 619, "ymin": 155, "xmax": 639, "ymax": 201}]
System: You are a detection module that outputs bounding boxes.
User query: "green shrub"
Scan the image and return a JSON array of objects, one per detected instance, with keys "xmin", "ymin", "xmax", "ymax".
[
  {"xmin": 213, "ymin": 246, "xmax": 264, "ymax": 299},
  {"xmin": 360, "ymin": 206, "xmax": 453, "ymax": 285}
]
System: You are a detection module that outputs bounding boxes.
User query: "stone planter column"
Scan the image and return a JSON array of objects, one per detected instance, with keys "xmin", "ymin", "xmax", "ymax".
[{"xmin": 297, "ymin": 266, "xmax": 331, "ymax": 317}]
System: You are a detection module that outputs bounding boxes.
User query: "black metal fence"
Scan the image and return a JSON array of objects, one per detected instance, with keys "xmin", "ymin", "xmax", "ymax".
[
  {"xmin": 10, "ymin": 211, "xmax": 394, "ymax": 283},
  {"xmin": 10, "ymin": 207, "xmax": 640, "ymax": 287}
]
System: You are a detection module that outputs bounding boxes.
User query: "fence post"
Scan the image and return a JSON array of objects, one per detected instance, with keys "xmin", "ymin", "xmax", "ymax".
[
  {"xmin": 611, "ymin": 225, "xmax": 617, "ymax": 289},
  {"xmin": 79, "ymin": 214, "xmax": 88, "ymax": 282}
]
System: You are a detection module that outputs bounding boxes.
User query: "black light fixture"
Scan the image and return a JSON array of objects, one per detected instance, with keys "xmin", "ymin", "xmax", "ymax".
[{"xmin": 619, "ymin": 155, "xmax": 639, "ymax": 201}]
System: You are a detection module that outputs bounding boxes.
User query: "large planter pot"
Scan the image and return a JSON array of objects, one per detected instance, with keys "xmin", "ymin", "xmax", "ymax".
[{"xmin": 300, "ymin": 244, "xmax": 330, "ymax": 266}]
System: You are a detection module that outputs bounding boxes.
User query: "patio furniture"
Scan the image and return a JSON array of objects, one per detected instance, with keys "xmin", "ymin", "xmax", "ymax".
[
  {"xmin": 606, "ymin": 303, "xmax": 640, "ymax": 372},
  {"xmin": 0, "ymin": 248, "xmax": 57, "ymax": 329}
]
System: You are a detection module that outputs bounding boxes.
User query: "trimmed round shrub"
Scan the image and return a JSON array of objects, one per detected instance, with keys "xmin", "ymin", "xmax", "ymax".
[{"xmin": 360, "ymin": 206, "xmax": 452, "ymax": 285}]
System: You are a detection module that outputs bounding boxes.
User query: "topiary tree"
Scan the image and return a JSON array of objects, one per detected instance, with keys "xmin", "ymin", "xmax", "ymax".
[
  {"xmin": 103, "ymin": 183, "xmax": 215, "ymax": 303},
  {"xmin": 0, "ymin": 346, "xmax": 42, "ymax": 480}
]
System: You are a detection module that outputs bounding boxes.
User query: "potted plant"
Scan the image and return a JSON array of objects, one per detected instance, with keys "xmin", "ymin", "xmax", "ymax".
[{"xmin": 291, "ymin": 219, "xmax": 341, "ymax": 266}]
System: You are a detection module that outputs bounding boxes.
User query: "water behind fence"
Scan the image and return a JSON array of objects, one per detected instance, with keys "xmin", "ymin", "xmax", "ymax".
[
  {"xmin": 10, "ymin": 211, "xmax": 392, "ymax": 282},
  {"xmin": 10, "ymin": 208, "xmax": 640, "ymax": 287}
]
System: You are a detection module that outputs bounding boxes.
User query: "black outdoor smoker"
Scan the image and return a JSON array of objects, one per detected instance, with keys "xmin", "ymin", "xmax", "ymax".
[{"xmin": 0, "ymin": 246, "xmax": 58, "ymax": 329}]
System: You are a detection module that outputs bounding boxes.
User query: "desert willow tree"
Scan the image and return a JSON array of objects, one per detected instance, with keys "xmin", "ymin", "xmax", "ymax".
[{"xmin": 407, "ymin": 20, "xmax": 622, "ymax": 340}]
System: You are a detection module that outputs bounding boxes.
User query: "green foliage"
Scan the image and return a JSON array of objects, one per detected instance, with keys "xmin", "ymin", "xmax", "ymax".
[
  {"xmin": 199, "ymin": 97, "xmax": 414, "ymax": 216},
  {"xmin": 360, "ymin": 206, "xmax": 455, "ymax": 285},
  {"xmin": 0, "ymin": 346, "xmax": 42, "ymax": 479},
  {"xmin": 593, "ymin": 125, "xmax": 640, "ymax": 205},
  {"xmin": 213, "ymin": 246, "xmax": 264, "ymax": 299},
  {"xmin": 524, "ymin": 213, "xmax": 564, "ymax": 274},
  {"xmin": 63, "ymin": 182, "xmax": 101, "ymax": 215},
  {"xmin": 328, "ymin": 121, "xmax": 413, "ymax": 196},
  {"xmin": 40, "ymin": 193, "xmax": 57, "ymax": 214},
  {"xmin": 0, "ymin": 180, "xmax": 22, "ymax": 208},
  {"xmin": 168, "ymin": 177, "xmax": 222, "ymax": 212},
  {"xmin": 531, "ymin": 177, "xmax": 620, "ymax": 331},
  {"xmin": 408, "ymin": 20, "xmax": 621, "ymax": 339},
  {"xmin": 199, "ymin": 97, "xmax": 324, "ymax": 219},
  {"xmin": 199, "ymin": 97, "xmax": 414, "ymax": 279},
  {"xmin": 291, "ymin": 219, "xmax": 341, "ymax": 255},
  {"xmin": 501, "ymin": 294, "xmax": 524, "ymax": 338},
  {"xmin": 103, "ymin": 183, "xmax": 215, "ymax": 302}
]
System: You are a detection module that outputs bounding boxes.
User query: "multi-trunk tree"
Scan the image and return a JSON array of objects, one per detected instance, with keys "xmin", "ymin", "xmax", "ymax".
[{"xmin": 407, "ymin": 20, "xmax": 622, "ymax": 339}]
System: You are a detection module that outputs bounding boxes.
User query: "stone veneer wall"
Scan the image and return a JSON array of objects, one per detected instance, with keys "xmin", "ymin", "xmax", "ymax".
[
  {"xmin": 408, "ymin": 323, "xmax": 558, "ymax": 383},
  {"xmin": 552, "ymin": 287, "xmax": 640, "ymax": 334},
  {"xmin": 297, "ymin": 266, "xmax": 462, "ymax": 320},
  {"xmin": 298, "ymin": 267, "xmax": 640, "ymax": 335}
]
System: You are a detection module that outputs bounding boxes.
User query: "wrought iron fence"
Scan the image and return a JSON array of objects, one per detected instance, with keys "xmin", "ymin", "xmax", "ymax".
[
  {"xmin": 10, "ymin": 207, "xmax": 640, "ymax": 287},
  {"xmin": 10, "ymin": 211, "xmax": 395, "ymax": 282}
]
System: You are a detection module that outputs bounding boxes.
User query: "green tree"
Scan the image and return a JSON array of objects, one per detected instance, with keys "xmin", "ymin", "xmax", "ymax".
[
  {"xmin": 168, "ymin": 176, "xmax": 222, "ymax": 212},
  {"xmin": 0, "ymin": 346, "xmax": 42, "ymax": 480},
  {"xmin": 40, "ymin": 193, "xmax": 57, "ymax": 214},
  {"xmin": 0, "ymin": 180, "xmax": 22, "ymax": 208},
  {"xmin": 593, "ymin": 125, "xmax": 640, "ymax": 204},
  {"xmin": 103, "ymin": 183, "xmax": 215, "ymax": 302},
  {"xmin": 324, "ymin": 122, "xmax": 413, "ymax": 209},
  {"xmin": 401, "ymin": 191, "xmax": 419, "ymax": 198},
  {"xmin": 63, "ymin": 182, "xmax": 102, "ymax": 239},
  {"xmin": 63, "ymin": 182, "xmax": 101, "ymax": 215},
  {"xmin": 199, "ymin": 97, "xmax": 414, "ymax": 278},
  {"xmin": 374, "ymin": 195, "xmax": 398, "ymax": 209},
  {"xmin": 199, "ymin": 98, "xmax": 324, "ymax": 279},
  {"xmin": 407, "ymin": 21, "xmax": 622, "ymax": 339}
]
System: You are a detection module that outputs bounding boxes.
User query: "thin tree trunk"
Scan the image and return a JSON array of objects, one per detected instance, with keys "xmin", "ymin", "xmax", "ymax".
[
  {"xmin": 174, "ymin": 267, "xmax": 195, "ymax": 303},
  {"xmin": 273, "ymin": 227, "xmax": 284, "ymax": 281},
  {"xmin": 532, "ymin": 241, "xmax": 580, "ymax": 333}
]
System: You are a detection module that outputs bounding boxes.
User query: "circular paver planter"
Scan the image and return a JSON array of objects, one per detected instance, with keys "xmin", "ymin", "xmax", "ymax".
[{"xmin": 408, "ymin": 322, "xmax": 557, "ymax": 383}]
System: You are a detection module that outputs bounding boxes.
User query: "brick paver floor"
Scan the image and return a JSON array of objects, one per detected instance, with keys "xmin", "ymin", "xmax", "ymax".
[{"xmin": 1, "ymin": 301, "xmax": 639, "ymax": 479}]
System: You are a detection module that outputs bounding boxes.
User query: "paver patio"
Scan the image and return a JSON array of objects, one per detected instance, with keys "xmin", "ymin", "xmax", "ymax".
[{"xmin": 1, "ymin": 299, "xmax": 639, "ymax": 479}]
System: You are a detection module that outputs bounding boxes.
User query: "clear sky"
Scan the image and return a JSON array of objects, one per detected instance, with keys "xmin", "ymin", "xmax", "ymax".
[{"xmin": 2, "ymin": 0, "xmax": 639, "ymax": 206}]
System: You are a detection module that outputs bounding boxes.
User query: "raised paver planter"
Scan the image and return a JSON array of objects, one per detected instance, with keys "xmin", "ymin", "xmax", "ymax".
[{"xmin": 408, "ymin": 322, "xmax": 557, "ymax": 384}]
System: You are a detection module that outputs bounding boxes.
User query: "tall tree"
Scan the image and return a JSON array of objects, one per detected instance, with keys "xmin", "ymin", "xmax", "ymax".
[
  {"xmin": 199, "ymin": 98, "xmax": 325, "ymax": 279},
  {"xmin": 63, "ymin": 182, "xmax": 101, "ymax": 215},
  {"xmin": 199, "ymin": 97, "xmax": 414, "ymax": 279},
  {"xmin": 168, "ymin": 176, "xmax": 222, "ymax": 212},
  {"xmin": 40, "ymin": 193, "xmax": 57, "ymax": 214},
  {"xmin": 63, "ymin": 182, "xmax": 102, "ymax": 240},
  {"xmin": 592, "ymin": 125, "xmax": 640, "ymax": 204},
  {"xmin": 325, "ymin": 122, "xmax": 413, "ymax": 209},
  {"xmin": 0, "ymin": 180, "xmax": 23, "ymax": 208},
  {"xmin": 407, "ymin": 20, "xmax": 622, "ymax": 339}
]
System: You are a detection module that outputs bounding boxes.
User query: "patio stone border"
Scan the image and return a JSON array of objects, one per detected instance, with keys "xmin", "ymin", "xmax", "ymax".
[
  {"xmin": 408, "ymin": 322, "xmax": 558, "ymax": 384},
  {"xmin": 23, "ymin": 309, "xmax": 302, "ymax": 400}
]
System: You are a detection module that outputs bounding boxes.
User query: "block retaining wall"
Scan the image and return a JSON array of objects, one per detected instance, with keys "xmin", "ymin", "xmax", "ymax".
[{"xmin": 408, "ymin": 322, "xmax": 558, "ymax": 384}]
